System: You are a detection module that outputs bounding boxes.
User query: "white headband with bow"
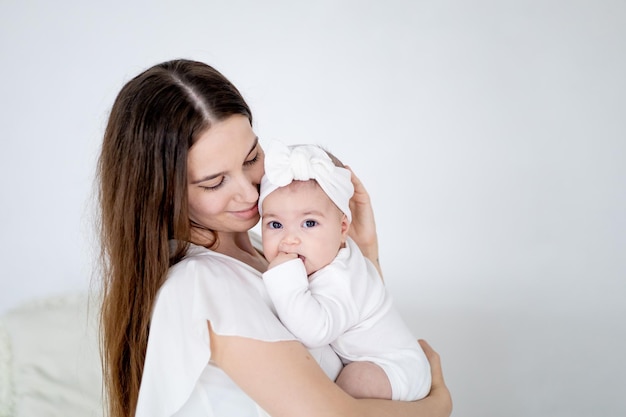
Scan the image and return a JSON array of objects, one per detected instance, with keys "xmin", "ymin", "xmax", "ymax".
[{"xmin": 259, "ymin": 141, "xmax": 354, "ymax": 222}]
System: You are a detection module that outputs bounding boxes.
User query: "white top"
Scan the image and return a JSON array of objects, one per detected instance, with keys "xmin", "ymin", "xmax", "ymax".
[
  {"xmin": 262, "ymin": 238, "xmax": 431, "ymax": 401},
  {"xmin": 135, "ymin": 236, "xmax": 343, "ymax": 417}
]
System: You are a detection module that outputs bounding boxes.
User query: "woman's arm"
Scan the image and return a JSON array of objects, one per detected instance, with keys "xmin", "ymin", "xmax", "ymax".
[
  {"xmin": 209, "ymin": 323, "xmax": 452, "ymax": 417},
  {"xmin": 345, "ymin": 167, "xmax": 383, "ymax": 277}
]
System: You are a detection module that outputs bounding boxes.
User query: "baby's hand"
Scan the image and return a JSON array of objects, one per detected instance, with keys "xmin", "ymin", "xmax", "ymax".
[{"xmin": 267, "ymin": 252, "xmax": 299, "ymax": 270}]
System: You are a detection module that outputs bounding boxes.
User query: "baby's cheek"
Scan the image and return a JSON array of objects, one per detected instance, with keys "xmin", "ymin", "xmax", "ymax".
[{"xmin": 264, "ymin": 249, "xmax": 277, "ymax": 263}]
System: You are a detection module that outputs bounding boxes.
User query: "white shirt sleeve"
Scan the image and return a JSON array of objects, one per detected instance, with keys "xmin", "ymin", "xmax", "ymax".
[
  {"xmin": 262, "ymin": 257, "xmax": 360, "ymax": 348},
  {"xmin": 136, "ymin": 247, "xmax": 296, "ymax": 417}
]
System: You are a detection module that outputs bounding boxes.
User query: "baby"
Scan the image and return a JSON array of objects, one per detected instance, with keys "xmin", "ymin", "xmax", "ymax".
[{"xmin": 259, "ymin": 142, "xmax": 432, "ymax": 400}]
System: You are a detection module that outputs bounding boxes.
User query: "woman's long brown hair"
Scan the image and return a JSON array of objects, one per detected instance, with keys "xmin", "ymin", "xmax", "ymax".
[{"xmin": 96, "ymin": 59, "xmax": 251, "ymax": 417}]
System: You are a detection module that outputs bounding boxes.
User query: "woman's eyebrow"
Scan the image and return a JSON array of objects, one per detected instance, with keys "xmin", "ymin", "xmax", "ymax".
[
  {"xmin": 191, "ymin": 136, "xmax": 259, "ymax": 185},
  {"xmin": 191, "ymin": 171, "xmax": 224, "ymax": 185}
]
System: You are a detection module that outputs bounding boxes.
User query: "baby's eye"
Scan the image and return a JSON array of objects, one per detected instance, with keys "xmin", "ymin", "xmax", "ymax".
[
  {"xmin": 268, "ymin": 221, "xmax": 283, "ymax": 229},
  {"xmin": 303, "ymin": 220, "xmax": 317, "ymax": 228}
]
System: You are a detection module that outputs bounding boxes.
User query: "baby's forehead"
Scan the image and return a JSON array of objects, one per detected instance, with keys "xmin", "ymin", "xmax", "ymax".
[
  {"xmin": 283, "ymin": 179, "xmax": 320, "ymax": 191},
  {"xmin": 271, "ymin": 179, "xmax": 327, "ymax": 200},
  {"xmin": 267, "ymin": 181, "xmax": 345, "ymax": 216}
]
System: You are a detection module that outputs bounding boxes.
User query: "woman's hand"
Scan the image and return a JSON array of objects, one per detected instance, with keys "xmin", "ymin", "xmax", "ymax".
[
  {"xmin": 357, "ymin": 339, "xmax": 452, "ymax": 417},
  {"xmin": 345, "ymin": 166, "xmax": 382, "ymax": 276},
  {"xmin": 419, "ymin": 339, "xmax": 453, "ymax": 416}
]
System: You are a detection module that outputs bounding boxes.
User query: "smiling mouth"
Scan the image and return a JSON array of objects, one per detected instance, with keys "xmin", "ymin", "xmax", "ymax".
[
  {"xmin": 240, "ymin": 204, "xmax": 257, "ymax": 213},
  {"xmin": 233, "ymin": 205, "xmax": 258, "ymax": 217}
]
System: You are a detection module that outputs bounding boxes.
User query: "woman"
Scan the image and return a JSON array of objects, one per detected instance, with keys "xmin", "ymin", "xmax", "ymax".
[{"xmin": 97, "ymin": 59, "xmax": 452, "ymax": 417}]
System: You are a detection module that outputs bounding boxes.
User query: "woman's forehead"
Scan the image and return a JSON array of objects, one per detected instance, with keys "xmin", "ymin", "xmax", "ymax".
[{"xmin": 187, "ymin": 116, "xmax": 257, "ymax": 175}]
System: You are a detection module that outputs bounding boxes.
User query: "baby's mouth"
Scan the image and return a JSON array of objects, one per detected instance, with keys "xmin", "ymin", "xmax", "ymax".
[{"xmin": 298, "ymin": 254, "xmax": 306, "ymax": 263}]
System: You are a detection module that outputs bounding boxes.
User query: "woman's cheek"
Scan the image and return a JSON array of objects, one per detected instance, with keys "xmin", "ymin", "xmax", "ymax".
[{"xmin": 189, "ymin": 191, "xmax": 223, "ymax": 221}]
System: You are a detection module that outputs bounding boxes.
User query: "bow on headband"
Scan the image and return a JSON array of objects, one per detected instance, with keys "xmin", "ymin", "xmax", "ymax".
[{"xmin": 259, "ymin": 141, "xmax": 354, "ymax": 222}]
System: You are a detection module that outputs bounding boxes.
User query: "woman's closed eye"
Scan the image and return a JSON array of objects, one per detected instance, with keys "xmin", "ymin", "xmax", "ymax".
[
  {"xmin": 244, "ymin": 140, "xmax": 262, "ymax": 167},
  {"xmin": 200, "ymin": 176, "xmax": 225, "ymax": 191},
  {"xmin": 244, "ymin": 151, "xmax": 259, "ymax": 166}
]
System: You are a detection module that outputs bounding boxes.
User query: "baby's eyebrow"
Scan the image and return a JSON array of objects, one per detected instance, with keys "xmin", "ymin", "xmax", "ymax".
[{"xmin": 302, "ymin": 210, "xmax": 325, "ymax": 217}]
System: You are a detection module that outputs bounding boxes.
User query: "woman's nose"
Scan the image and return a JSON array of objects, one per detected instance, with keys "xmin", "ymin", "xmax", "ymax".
[{"xmin": 235, "ymin": 173, "xmax": 259, "ymax": 203}]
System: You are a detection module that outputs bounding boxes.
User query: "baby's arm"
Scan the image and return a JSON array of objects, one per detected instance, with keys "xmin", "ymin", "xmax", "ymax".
[
  {"xmin": 265, "ymin": 256, "xmax": 396, "ymax": 400},
  {"xmin": 263, "ymin": 259, "xmax": 359, "ymax": 348}
]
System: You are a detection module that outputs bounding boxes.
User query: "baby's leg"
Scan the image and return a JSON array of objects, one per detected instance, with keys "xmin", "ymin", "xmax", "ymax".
[{"xmin": 335, "ymin": 361, "xmax": 392, "ymax": 399}]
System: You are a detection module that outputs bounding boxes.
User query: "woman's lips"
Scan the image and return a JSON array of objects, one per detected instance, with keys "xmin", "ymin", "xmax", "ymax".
[{"xmin": 232, "ymin": 204, "xmax": 259, "ymax": 219}]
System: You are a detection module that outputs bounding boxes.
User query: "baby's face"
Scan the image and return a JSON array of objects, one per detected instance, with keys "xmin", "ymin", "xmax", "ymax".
[{"xmin": 261, "ymin": 180, "xmax": 349, "ymax": 276}]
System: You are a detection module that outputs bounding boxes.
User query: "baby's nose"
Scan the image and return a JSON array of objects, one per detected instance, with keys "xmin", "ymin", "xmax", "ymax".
[{"xmin": 279, "ymin": 233, "xmax": 300, "ymax": 249}]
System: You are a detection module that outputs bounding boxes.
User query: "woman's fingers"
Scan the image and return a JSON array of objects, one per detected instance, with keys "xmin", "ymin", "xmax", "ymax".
[
  {"xmin": 345, "ymin": 166, "xmax": 380, "ymax": 267},
  {"xmin": 418, "ymin": 339, "xmax": 444, "ymax": 385},
  {"xmin": 345, "ymin": 165, "xmax": 372, "ymax": 208},
  {"xmin": 419, "ymin": 339, "xmax": 453, "ymax": 413}
]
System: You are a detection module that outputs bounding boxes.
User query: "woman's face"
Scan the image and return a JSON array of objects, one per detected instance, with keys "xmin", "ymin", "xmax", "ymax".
[{"xmin": 187, "ymin": 114, "xmax": 264, "ymax": 235}]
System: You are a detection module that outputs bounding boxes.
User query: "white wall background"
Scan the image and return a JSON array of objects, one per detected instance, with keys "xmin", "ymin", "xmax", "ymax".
[{"xmin": 1, "ymin": 0, "xmax": 625, "ymax": 416}]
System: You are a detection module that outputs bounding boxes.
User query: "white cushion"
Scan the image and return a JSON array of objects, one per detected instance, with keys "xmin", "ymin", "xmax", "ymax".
[{"xmin": 0, "ymin": 293, "xmax": 102, "ymax": 417}]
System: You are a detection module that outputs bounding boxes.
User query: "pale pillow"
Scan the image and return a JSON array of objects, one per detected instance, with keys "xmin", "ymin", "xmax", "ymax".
[{"xmin": 0, "ymin": 293, "xmax": 102, "ymax": 417}]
